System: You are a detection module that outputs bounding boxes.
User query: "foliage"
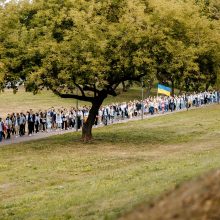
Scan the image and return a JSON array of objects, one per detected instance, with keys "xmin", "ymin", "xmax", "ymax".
[
  {"xmin": 0, "ymin": 0, "xmax": 219, "ymax": 94},
  {"xmin": 148, "ymin": 0, "xmax": 220, "ymax": 92},
  {"xmin": 0, "ymin": 0, "xmax": 153, "ymax": 97},
  {"xmin": 0, "ymin": 0, "xmax": 219, "ymax": 137}
]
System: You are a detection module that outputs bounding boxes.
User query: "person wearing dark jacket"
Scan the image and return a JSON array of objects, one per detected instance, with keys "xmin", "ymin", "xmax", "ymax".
[
  {"xmin": 27, "ymin": 110, "xmax": 35, "ymax": 136},
  {"xmin": 0, "ymin": 117, "xmax": 3, "ymax": 142}
]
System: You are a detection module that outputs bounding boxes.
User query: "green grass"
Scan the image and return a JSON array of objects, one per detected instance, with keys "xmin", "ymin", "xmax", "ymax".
[
  {"xmin": 0, "ymin": 86, "xmax": 158, "ymax": 117},
  {"xmin": 0, "ymin": 105, "xmax": 220, "ymax": 220}
]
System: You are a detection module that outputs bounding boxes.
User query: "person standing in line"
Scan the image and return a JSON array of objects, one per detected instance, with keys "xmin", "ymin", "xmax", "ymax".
[
  {"xmin": 39, "ymin": 112, "xmax": 43, "ymax": 131},
  {"xmin": 217, "ymin": 91, "xmax": 220, "ymax": 104},
  {"xmin": 35, "ymin": 113, "xmax": 40, "ymax": 133},
  {"xmin": 78, "ymin": 109, "xmax": 83, "ymax": 129},
  {"xmin": 0, "ymin": 117, "xmax": 3, "ymax": 142},
  {"xmin": 149, "ymin": 99, "xmax": 154, "ymax": 115},
  {"xmin": 50, "ymin": 108, "xmax": 55, "ymax": 129},
  {"xmin": 65, "ymin": 110, "xmax": 70, "ymax": 129},
  {"xmin": 14, "ymin": 113, "xmax": 20, "ymax": 138},
  {"xmin": 175, "ymin": 97, "xmax": 180, "ymax": 110},
  {"xmin": 164, "ymin": 97, "xmax": 169, "ymax": 112},
  {"xmin": 161, "ymin": 98, "xmax": 165, "ymax": 114},
  {"xmin": 19, "ymin": 113, "xmax": 26, "ymax": 136},
  {"xmin": 123, "ymin": 102, "xmax": 128, "ymax": 119},
  {"xmin": 68, "ymin": 111, "xmax": 74, "ymax": 129},
  {"xmin": 52, "ymin": 108, "xmax": 56, "ymax": 129},
  {"xmin": 72, "ymin": 109, "xmax": 77, "ymax": 128},
  {"xmin": 56, "ymin": 110, "xmax": 62, "ymax": 131},
  {"xmin": 102, "ymin": 106, "xmax": 109, "ymax": 126},
  {"xmin": 27, "ymin": 111, "xmax": 30, "ymax": 135},
  {"xmin": 41, "ymin": 112, "xmax": 47, "ymax": 132},
  {"xmin": 188, "ymin": 94, "xmax": 192, "ymax": 107},
  {"xmin": 61, "ymin": 111, "xmax": 66, "ymax": 130},
  {"xmin": 27, "ymin": 110, "xmax": 35, "ymax": 136},
  {"xmin": 98, "ymin": 107, "xmax": 103, "ymax": 125},
  {"xmin": 126, "ymin": 103, "xmax": 131, "ymax": 119},
  {"xmin": 5, "ymin": 114, "xmax": 12, "ymax": 139},
  {"xmin": 62, "ymin": 110, "xmax": 69, "ymax": 130},
  {"xmin": 109, "ymin": 106, "xmax": 115, "ymax": 123},
  {"xmin": 169, "ymin": 98, "xmax": 175, "ymax": 112},
  {"xmin": 46, "ymin": 109, "xmax": 52, "ymax": 132},
  {"xmin": 11, "ymin": 114, "xmax": 16, "ymax": 136},
  {"xmin": 181, "ymin": 96, "xmax": 185, "ymax": 109}
]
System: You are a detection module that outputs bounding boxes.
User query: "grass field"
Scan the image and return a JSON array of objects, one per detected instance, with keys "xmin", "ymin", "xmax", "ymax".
[
  {"xmin": 0, "ymin": 86, "xmax": 157, "ymax": 117},
  {"xmin": 0, "ymin": 105, "xmax": 220, "ymax": 220}
]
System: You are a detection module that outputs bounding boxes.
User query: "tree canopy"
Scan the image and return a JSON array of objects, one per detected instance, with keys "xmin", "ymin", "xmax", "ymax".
[{"xmin": 0, "ymin": 0, "xmax": 219, "ymax": 140}]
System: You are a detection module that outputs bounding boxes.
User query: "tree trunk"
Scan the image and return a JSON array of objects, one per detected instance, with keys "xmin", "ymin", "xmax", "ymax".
[
  {"xmin": 147, "ymin": 79, "xmax": 154, "ymax": 97},
  {"xmin": 81, "ymin": 94, "xmax": 106, "ymax": 141},
  {"xmin": 178, "ymin": 85, "xmax": 183, "ymax": 95},
  {"xmin": 205, "ymin": 83, "xmax": 210, "ymax": 91},
  {"xmin": 122, "ymin": 81, "xmax": 127, "ymax": 92},
  {"xmin": 171, "ymin": 80, "xmax": 175, "ymax": 96}
]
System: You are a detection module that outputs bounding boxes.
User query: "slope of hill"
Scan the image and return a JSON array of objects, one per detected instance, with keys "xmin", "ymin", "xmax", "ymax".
[
  {"xmin": 0, "ymin": 105, "xmax": 220, "ymax": 220},
  {"xmin": 120, "ymin": 169, "xmax": 220, "ymax": 220}
]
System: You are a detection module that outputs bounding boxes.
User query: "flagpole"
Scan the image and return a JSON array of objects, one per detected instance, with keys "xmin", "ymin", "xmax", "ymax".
[
  {"xmin": 141, "ymin": 77, "xmax": 144, "ymax": 120},
  {"xmin": 76, "ymin": 88, "xmax": 78, "ymax": 132},
  {"xmin": 157, "ymin": 83, "xmax": 158, "ymax": 98}
]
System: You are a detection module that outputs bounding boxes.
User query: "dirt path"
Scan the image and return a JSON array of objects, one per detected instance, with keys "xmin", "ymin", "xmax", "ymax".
[{"xmin": 0, "ymin": 105, "xmax": 213, "ymax": 147}]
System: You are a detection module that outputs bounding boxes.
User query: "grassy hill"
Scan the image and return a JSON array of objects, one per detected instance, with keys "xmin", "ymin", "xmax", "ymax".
[
  {"xmin": 120, "ymin": 169, "xmax": 220, "ymax": 220},
  {"xmin": 0, "ymin": 104, "xmax": 220, "ymax": 220}
]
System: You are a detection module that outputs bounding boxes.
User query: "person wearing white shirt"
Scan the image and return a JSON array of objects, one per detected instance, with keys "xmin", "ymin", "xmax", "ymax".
[
  {"xmin": 19, "ymin": 113, "xmax": 26, "ymax": 136},
  {"xmin": 109, "ymin": 106, "xmax": 115, "ymax": 123},
  {"xmin": 56, "ymin": 111, "xmax": 62, "ymax": 130},
  {"xmin": 5, "ymin": 115, "xmax": 12, "ymax": 139},
  {"xmin": 98, "ymin": 109, "xmax": 103, "ymax": 125},
  {"xmin": 35, "ymin": 113, "xmax": 40, "ymax": 133},
  {"xmin": 14, "ymin": 113, "xmax": 20, "ymax": 138}
]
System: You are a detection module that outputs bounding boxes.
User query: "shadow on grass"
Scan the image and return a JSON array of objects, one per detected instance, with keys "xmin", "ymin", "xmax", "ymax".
[
  {"xmin": 13, "ymin": 105, "xmax": 220, "ymax": 151},
  {"xmin": 25, "ymin": 125, "xmax": 205, "ymax": 152}
]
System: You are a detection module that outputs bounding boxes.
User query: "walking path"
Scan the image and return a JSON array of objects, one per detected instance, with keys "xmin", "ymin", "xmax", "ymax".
[{"xmin": 0, "ymin": 104, "xmax": 215, "ymax": 147}]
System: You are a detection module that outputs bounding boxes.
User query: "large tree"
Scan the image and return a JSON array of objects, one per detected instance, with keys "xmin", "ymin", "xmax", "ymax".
[{"xmin": 0, "ymin": 0, "xmax": 155, "ymax": 141}]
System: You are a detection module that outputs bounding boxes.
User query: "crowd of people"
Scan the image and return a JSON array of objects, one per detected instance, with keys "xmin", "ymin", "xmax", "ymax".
[{"xmin": 0, "ymin": 91, "xmax": 219, "ymax": 142}]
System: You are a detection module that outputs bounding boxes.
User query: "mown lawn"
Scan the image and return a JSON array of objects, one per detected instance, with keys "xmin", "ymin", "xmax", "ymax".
[{"xmin": 0, "ymin": 105, "xmax": 220, "ymax": 220}]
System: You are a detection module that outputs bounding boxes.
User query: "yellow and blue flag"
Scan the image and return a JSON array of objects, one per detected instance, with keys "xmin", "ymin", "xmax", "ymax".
[{"xmin": 157, "ymin": 84, "xmax": 171, "ymax": 96}]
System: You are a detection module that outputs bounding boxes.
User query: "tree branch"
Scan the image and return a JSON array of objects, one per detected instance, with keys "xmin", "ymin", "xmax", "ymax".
[
  {"xmin": 122, "ymin": 73, "xmax": 146, "ymax": 82},
  {"xmin": 83, "ymin": 85, "xmax": 101, "ymax": 96},
  {"xmin": 93, "ymin": 84, "xmax": 97, "ymax": 97},
  {"xmin": 113, "ymin": 82, "xmax": 121, "ymax": 90},
  {"xmin": 51, "ymin": 88, "xmax": 94, "ymax": 102},
  {"xmin": 106, "ymin": 86, "xmax": 117, "ymax": 96},
  {"xmin": 74, "ymin": 83, "xmax": 85, "ymax": 96},
  {"xmin": 110, "ymin": 73, "xmax": 146, "ymax": 93}
]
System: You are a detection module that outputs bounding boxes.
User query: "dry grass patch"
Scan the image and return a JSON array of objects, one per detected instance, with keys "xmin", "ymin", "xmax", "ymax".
[{"xmin": 0, "ymin": 86, "xmax": 153, "ymax": 116}]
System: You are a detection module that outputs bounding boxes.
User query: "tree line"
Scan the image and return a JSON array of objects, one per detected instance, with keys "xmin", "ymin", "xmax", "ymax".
[{"xmin": 0, "ymin": 0, "xmax": 219, "ymax": 140}]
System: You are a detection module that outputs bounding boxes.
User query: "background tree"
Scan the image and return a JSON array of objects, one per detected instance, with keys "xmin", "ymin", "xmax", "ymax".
[
  {"xmin": 149, "ymin": 0, "xmax": 220, "ymax": 93},
  {"xmin": 148, "ymin": 0, "xmax": 200, "ymax": 94}
]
